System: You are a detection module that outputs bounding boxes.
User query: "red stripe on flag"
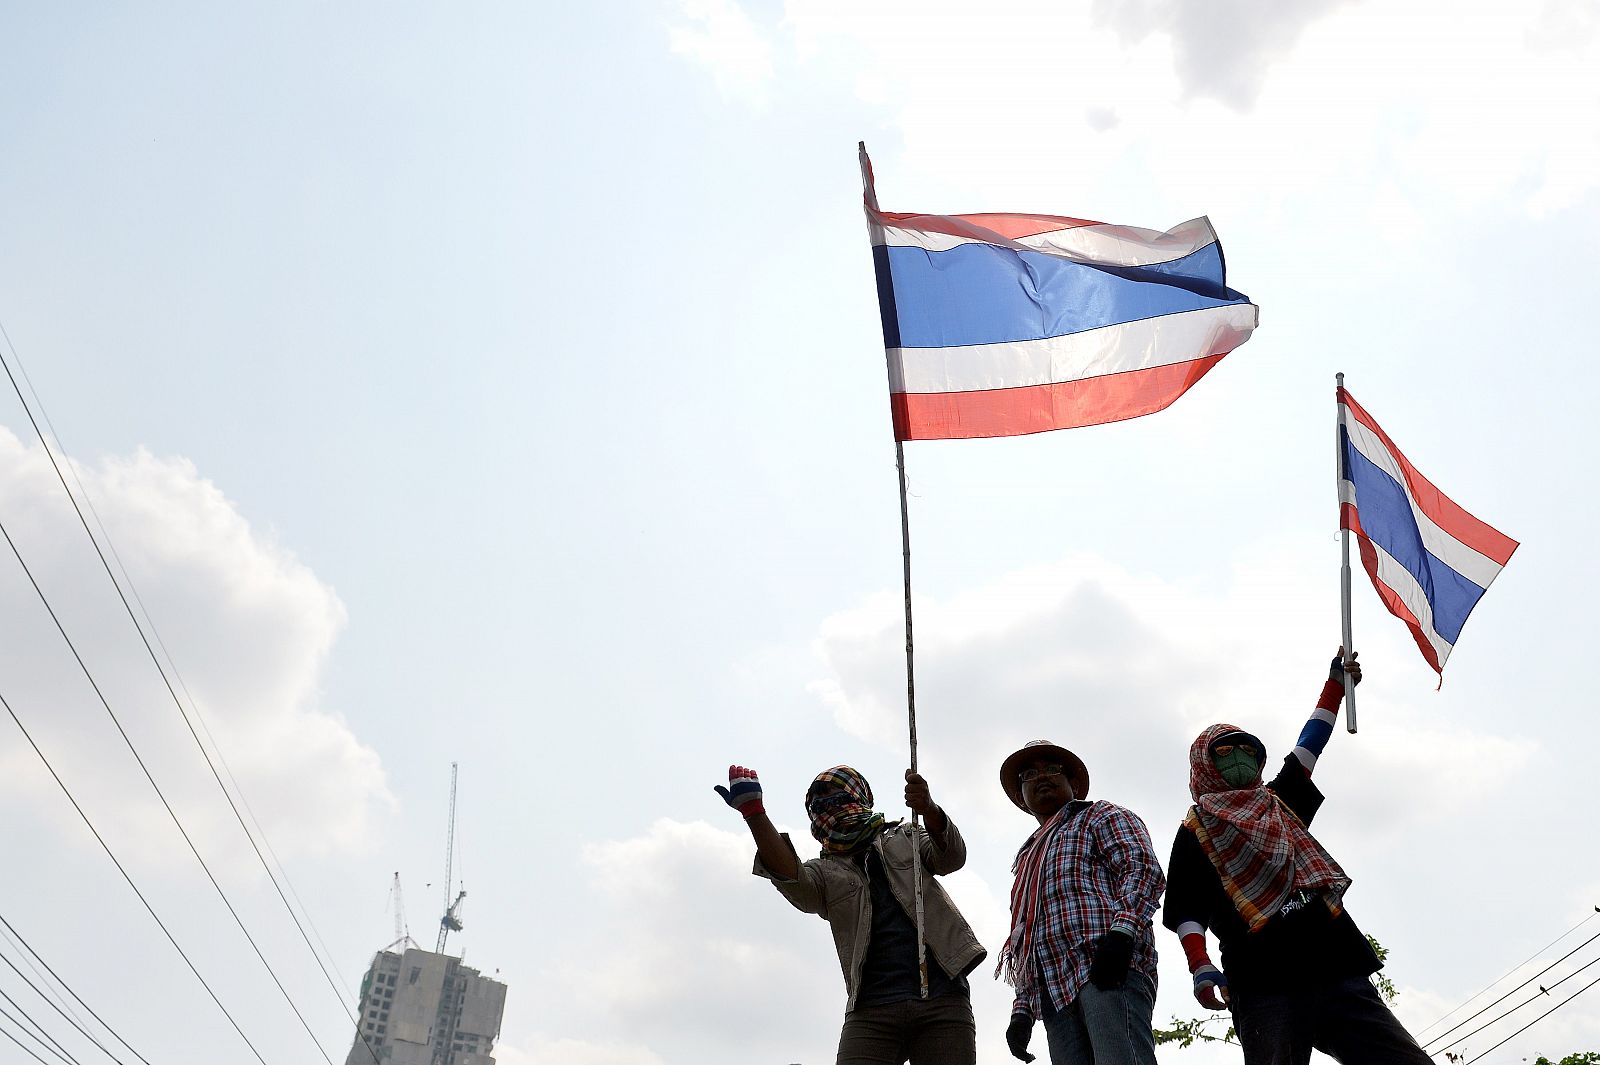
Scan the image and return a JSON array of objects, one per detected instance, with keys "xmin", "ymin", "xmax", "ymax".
[
  {"xmin": 871, "ymin": 209, "xmax": 1101, "ymax": 242},
  {"xmin": 891, "ymin": 356, "xmax": 1226, "ymax": 441},
  {"xmin": 1354, "ymin": 532, "xmax": 1444, "ymax": 675},
  {"xmin": 1338, "ymin": 389, "xmax": 1519, "ymax": 565}
]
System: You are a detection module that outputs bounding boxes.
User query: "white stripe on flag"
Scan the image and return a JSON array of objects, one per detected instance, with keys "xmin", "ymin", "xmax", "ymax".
[
  {"xmin": 874, "ymin": 217, "xmax": 1219, "ymax": 266},
  {"xmin": 1340, "ymin": 413, "xmax": 1504, "ymax": 589},
  {"xmin": 888, "ymin": 305, "xmax": 1256, "ymax": 395},
  {"xmin": 1366, "ymin": 535, "xmax": 1457, "ymax": 668}
]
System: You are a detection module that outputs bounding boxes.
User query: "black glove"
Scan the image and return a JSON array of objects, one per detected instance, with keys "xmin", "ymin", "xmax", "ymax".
[
  {"xmin": 1329, "ymin": 649, "xmax": 1362, "ymax": 686},
  {"xmin": 1005, "ymin": 1010, "xmax": 1036, "ymax": 1062},
  {"xmin": 1088, "ymin": 930, "xmax": 1134, "ymax": 990}
]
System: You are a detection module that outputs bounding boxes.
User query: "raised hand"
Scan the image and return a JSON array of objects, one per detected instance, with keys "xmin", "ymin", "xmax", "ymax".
[
  {"xmin": 714, "ymin": 765, "xmax": 766, "ymax": 819},
  {"xmin": 1330, "ymin": 646, "xmax": 1362, "ymax": 686}
]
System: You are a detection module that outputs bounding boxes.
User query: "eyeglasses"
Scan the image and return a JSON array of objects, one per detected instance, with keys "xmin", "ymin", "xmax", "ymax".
[
  {"xmin": 806, "ymin": 785, "xmax": 850, "ymax": 814},
  {"xmin": 1019, "ymin": 765, "xmax": 1065, "ymax": 785},
  {"xmin": 1212, "ymin": 743, "xmax": 1261, "ymax": 760}
]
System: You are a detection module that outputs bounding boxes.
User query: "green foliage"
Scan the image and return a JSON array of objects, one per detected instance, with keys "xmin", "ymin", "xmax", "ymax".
[
  {"xmin": 1366, "ymin": 934, "xmax": 1397, "ymax": 1006},
  {"xmin": 1529, "ymin": 1054, "xmax": 1600, "ymax": 1065},
  {"xmin": 1160, "ymin": 934, "xmax": 1400, "ymax": 1053},
  {"xmin": 1153, "ymin": 1014, "xmax": 1235, "ymax": 1048}
]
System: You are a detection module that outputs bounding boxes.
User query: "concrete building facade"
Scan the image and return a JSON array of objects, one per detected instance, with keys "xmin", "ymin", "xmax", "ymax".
[{"xmin": 343, "ymin": 946, "xmax": 508, "ymax": 1065}]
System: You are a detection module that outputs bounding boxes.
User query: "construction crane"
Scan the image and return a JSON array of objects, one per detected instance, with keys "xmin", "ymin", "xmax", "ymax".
[
  {"xmin": 384, "ymin": 871, "xmax": 414, "ymax": 952},
  {"xmin": 436, "ymin": 763, "xmax": 467, "ymax": 954}
]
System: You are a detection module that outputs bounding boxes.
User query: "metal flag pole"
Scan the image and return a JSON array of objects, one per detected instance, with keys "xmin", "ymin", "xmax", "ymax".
[
  {"xmin": 862, "ymin": 141, "xmax": 929, "ymax": 999},
  {"xmin": 1336, "ymin": 372, "xmax": 1358, "ymax": 733}
]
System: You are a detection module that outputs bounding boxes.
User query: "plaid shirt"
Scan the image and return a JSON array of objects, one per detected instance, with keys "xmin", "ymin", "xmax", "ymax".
[{"xmin": 1009, "ymin": 799, "xmax": 1165, "ymax": 1016}]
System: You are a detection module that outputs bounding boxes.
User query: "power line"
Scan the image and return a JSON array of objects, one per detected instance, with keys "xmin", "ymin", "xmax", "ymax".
[
  {"xmin": 0, "ymin": 995, "xmax": 82, "ymax": 1065},
  {"xmin": 0, "ymin": 920, "xmax": 98, "ymax": 1054},
  {"xmin": 1419, "ymin": 904, "xmax": 1600, "ymax": 1037},
  {"xmin": 1424, "ymin": 925, "xmax": 1600, "ymax": 1052},
  {"xmin": 0, "ymin": 316, "xmax": 376, "ymax": 1065},
  {"xmin": 0, "ymin": 917, "xmax": 147, "ymax": 1065},
  {"xmin": 0, "ymin": 512, "xmax": 333, "ymax": 1062},
  {"xmin": 1465, "ymin": 970, "xmax": 1600, "ymax": 1064},
  {"xmin": 1431, "ymin": 949, "xmax": 1600, "ymax": 1057},
  {"xmin": 0, "ymin": 1016, "xmax": 55, "ymax": 1065},
  {"xmin": 0, "ymin": 687, "xmax": 271, "ymax": 1064}
]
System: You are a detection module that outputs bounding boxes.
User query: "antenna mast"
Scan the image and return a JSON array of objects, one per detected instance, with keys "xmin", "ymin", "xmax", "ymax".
[{"xmin": 436, "ymin": 763, "xmax": 466, "ymax": 954}]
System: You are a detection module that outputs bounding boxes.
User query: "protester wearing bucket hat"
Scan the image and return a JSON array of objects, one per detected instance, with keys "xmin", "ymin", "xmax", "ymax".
[
  {"xmin": 995, "ymin": 739, "xmax": 1165, "ymax": 1065},
  {"xmin": 1162, "ymin": 651, "xmax": 1430, "ymax": 1065},
  {"xmin": 715, "ymin": 763, "xmax": 987, "ymax": 1065}
]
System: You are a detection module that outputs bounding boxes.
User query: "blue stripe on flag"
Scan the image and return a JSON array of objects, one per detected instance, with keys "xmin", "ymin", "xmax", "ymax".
[
  {"xmin": 1340, "ymin": 428, "xmax": 1488, "ymax": 644},
  {"xmin": 876, "ymin": 242, "xmax": 1245, "ymax": 349}
]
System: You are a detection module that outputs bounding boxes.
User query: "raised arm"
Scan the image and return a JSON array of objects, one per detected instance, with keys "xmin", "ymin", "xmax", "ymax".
[
  {"xmin": 716, "ymin": 765, "xmax": 798, "ymax": 880},
  {"xmin": 1291, "ymin": 650, "xmax": 1360, "ymax": 779}
]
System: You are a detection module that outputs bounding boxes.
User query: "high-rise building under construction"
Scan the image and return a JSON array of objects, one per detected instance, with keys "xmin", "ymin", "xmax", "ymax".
[{"xmin": 342, "ymin": 945, "xmax": 507, "ymax": 1065}]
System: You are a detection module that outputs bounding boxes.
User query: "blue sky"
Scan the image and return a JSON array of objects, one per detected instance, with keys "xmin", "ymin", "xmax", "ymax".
[{"xmin": 1, "ymin": 2, "xmax": 1598, "ymax": 1063}]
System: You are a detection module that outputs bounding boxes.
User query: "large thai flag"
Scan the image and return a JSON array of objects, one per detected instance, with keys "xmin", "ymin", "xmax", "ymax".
[
  {"xmin": 861, "ymin": 150, "xmax": 1258, "ymax": 441},
  {"xmin": 1337, "ymin": 387, "xmax": 1518, "ymax": 675}
]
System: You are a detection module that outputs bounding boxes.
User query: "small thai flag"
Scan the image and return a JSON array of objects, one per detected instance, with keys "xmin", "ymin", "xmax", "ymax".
[
  {"xmin": 861, "ymin": 146, "xmax": 1258, "ymax": 441},
  {"xmin": 1337, "ymin": 387, "xmax": 1518, "ymax": 675}
]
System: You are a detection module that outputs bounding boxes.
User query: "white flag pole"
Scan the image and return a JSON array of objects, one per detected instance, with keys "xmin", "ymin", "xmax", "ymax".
[
  {"xmin": 862, "ymin": 142, "xmax": 930, "ymax": 999},
  {"xmin": 1337, "ymin": 372, "xmax": 1358, "ymax": 733}
]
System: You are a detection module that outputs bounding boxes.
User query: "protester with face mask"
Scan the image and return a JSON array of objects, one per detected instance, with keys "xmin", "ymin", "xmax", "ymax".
[
  {"xmin": 716, "ymin": 763, "xmax": 987, "ymax": 1065},
  {"xmin": 1162, "ymin": 651, "xmax": 1431, "ymax": 1065}
]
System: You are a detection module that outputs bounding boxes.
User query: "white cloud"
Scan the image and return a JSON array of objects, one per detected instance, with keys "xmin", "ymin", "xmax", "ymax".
[
  {"xmin": 0, "ymin": 429, "xmax": 391, "ymax": 872},
  {"xmin": 493, "ymin": 1037, "xmax": 670, "ymax": 1065},
  {"xmin": 668, "ymin": 0, "xmax": 776, "ymax": 103},
  {"xmin": 779, "ymin": 0, "xmax": 1600, "ymax": 220},
  {"xmin": 564, "ymin": 817, "xmax": 842, "ymax": 1064},
  {"xmin": 1091, "ymin": 0, "xmax": 1353, "ymax": 109},
  {"xmin": 804, "ymin": 550, "xmax": 1533, "ymax": 849}
]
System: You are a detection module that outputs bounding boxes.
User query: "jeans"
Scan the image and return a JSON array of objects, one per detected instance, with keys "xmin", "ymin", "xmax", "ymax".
[
  {"xmin": 1040, "ymin": 971, "xmax": 1158, "ymax": 1065},
  {"xmin": 1231, "ymin": 975, "xmax": 1432, "ymax": 1065},
  {"xmin": 835, "ymin": 993, "xmax": 976, "ymax": 1065}
]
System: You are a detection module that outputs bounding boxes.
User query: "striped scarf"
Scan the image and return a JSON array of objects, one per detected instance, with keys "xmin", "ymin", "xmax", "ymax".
[
  {"xmin": 806, "ymin": 766, "xmax": 887, "ymax": 855},
  {"xmin": 1187, "ymin": 723, "xmax": 1351, "ymax": 932},
  {"xmin": 994, "ymin": 805, "xmax": 1069, "ymax": 986}
]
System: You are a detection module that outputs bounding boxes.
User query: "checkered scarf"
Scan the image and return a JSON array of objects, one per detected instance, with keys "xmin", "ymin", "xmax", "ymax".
[
  {"xmin": 1186, "ymin": 723, "xmax": 1351, "ymax": 932},
  {"xmin": 806, "ymin": 766, "xmax": 887, "ymax": 855}
]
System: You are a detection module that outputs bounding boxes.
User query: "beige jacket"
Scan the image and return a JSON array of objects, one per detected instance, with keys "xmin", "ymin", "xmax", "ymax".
[{"xmin": 754, "ymin": 818, "xmax": 988, "ymax": 1012}]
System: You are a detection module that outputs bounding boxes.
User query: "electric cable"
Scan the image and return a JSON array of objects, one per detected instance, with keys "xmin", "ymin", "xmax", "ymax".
[
  {"xmin": 0, "ymin": 920, "xmax": 95, "ymax": 1050},
  {"xmin": 0, "ymin": 937, "xmax": 138, "ymax": 1064},
  {"xmin": 1423, "ymin": 925, "xmax": 1600, "ymax": 1051},
  {"xmin": 0, "ymin": 994, "xmax": 81, "ymax": 1065},
  {"xmin": 0, "ymin": 1016, "xmax": 54, "ymax": 1065},
  {"xmin": 1465, "ymin": 969, "xmax": 1600, "ymax": 1064},
  {"xmin": 0, "ymin": 317, "xmax": 378, "ymax": 1065},
  {"xmin": 0, "ymin": 688, "xmax": 271, "ymax": 1065},
  {"xmin": 1418, "ymin": 904, "xmax": 1599, "ymax": 1037},
  {"xmin": 0, "ymin": 514, "xmax": 332, "ymax": 1062},
  {"xmin": 1431, "ymin": 949, "xmax": 1600, "ymax": 1057},
  {"xmin": 0, "ymin": 914, "xmax": 153, "ymax": 1065}
]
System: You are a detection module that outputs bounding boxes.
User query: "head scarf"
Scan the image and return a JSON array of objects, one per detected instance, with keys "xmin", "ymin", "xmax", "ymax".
[
  {"xmin": 806, "ymin": 766, "xmax": 887, "ymax": 855},
  {"xmin": 1186, "ymin": 723, "xmax": 1351, "ymax": 932}
]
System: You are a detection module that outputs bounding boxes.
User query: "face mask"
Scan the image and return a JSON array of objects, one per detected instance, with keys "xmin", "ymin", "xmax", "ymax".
[{"xmin": 1213, "ymin": 748, "xmax": 1261, "ymax": 788}]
